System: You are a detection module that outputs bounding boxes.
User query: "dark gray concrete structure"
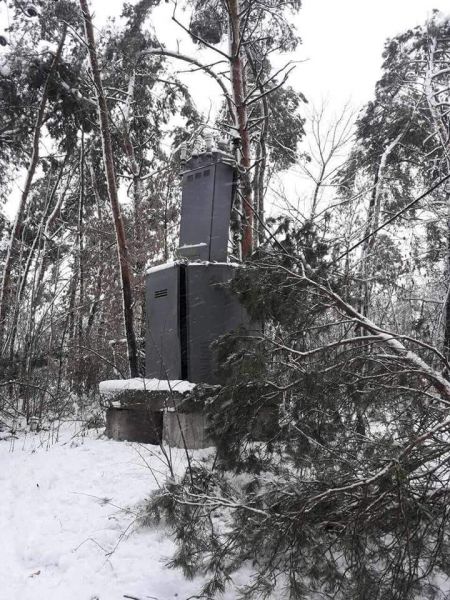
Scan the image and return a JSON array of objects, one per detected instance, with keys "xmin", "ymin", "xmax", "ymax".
[
  {"xmin": 104, "ymin": 140, "xmax": 264, "ymax": 449},
  {"xmin": 145, "ymin": 146, "xmax": 253, "ymax": 387},
  {"xmin": 178, "ymin": 151, "xmax": 235, "ymax": 262},
  {"xmin": 163, "ymin": 412, "xmax": 211, "ymax": 450},
  {"xmin": 145, "ymin": 263, "xmax": 182, "ymax": 381},
  {"xmin": 106, "ymin": 404, "xmax": 163, "ymax": 444},
  {"xmin": 145, "ymin": 262, "xmax": 250, "ymax": 384}
]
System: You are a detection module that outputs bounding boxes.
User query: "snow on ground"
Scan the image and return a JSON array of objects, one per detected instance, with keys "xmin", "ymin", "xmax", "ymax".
[{"xmin": 0, "ymin": 423, "xmax": 245, "ymax": 600}]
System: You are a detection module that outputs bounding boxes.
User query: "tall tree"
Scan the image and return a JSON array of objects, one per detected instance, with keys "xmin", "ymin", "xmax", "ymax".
[
  {"xmin": 338, "ymin": 12, "xmax": 450, "ymax": 343},
  {"xmin": 78, "ymin": 0, "xmax": 139, "ymax": 377}
]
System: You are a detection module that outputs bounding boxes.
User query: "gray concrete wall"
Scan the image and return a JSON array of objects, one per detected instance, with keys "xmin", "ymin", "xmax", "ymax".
[
  {"xmin": 163, "ymin": 411, "xmax": 212, "ymax": 449},
  {"xmin": 106, "ymin": 406, "xmax": 163, "ymax": 444}
]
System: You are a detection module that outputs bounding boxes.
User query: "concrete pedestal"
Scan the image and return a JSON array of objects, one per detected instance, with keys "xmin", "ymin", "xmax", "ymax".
[
  {"xmin": 163, "ymin": 411, "xmax": 212, "ymax": 449},
  {"xmin": 106, "ymin": 405, "xmax": 163, "ymax": 444},
  {"xmin": 100, "ymin": 378, "xmax": 216, "ymax": 449},
  {"xmin": 100, "ymin": 378, "xmax": 279, "ymax": 449}
]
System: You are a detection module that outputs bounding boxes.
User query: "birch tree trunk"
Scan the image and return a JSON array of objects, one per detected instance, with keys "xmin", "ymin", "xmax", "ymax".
[
  {"xmin": 246, "ymin": 50, "xmax": 269, "ymax": 246},
  {"xmin": 79, "ymin": 0, "xmax": 139, "ymax": 377},
  {"xmin": 228, "ymin": 0, "xmax": 253, "ymax": 257}
]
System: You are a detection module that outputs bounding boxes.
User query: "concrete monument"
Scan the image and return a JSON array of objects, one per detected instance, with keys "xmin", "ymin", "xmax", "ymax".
[{"xmin": 101, "ymin": 136, "xmax": 255, "ymax": 448}]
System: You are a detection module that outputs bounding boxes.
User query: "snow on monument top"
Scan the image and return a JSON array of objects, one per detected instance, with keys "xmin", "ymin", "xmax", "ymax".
[{"xmin": 99, "ymin": 378, "xmax": 196, "ymax": 396}]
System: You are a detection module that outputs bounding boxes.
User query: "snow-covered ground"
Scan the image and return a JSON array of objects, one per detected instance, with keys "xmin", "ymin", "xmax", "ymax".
[{"xmin": 0, "ymin": 423, "xmax": 244, "ymax": 600}]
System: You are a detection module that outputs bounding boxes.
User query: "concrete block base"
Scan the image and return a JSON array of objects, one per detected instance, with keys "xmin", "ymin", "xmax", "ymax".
[
  {"xmin": 101, "ymin": 380, "xmax": 218, "ymax": 448},
  {"xmin": 163, "ymin": 412, "xmax": 212, "ymax": 449},
  {"xmin": 106, "ymin": 406, "xmax": 163, "ymax": 444}
]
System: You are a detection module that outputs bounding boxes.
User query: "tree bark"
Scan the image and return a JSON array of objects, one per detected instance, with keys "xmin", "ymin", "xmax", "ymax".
[
  {"xmin": 228, "ymin": 0, "xmax": 253, "ymax": 258},
  {"xmin": 79, "ymin": 0, "xmax": 139, "ymax": 377},
  {"xmin": 246, "ymin": 50, "xmax": 269, "ymax": 247},
  {"xmin": 76, "ymin": 132, "xmax": 85, "ymax": 388}
]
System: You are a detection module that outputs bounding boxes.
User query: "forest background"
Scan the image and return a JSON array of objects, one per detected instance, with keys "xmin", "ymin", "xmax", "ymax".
[{"xmin": 2, "ymin": 1, "xmax": 450, "ymax": 599}]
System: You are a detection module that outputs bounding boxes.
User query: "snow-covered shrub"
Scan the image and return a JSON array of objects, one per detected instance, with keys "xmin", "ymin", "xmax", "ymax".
[{"xmin": 145, "ymin": 223, "xmax": 450, "ymax": 599}]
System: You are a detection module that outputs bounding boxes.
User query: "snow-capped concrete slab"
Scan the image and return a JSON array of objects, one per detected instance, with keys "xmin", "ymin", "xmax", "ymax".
[{"xmin": 99, "ymin": 377, "xmax": 196, "ymax": 397}]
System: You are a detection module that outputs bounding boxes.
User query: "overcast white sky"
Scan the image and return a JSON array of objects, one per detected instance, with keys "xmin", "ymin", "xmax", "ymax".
[
  {"xmin": 91, "ymin": 0, "xmax": 450, "ymax": 109},
  {"xmin": 299, "ymin": 0, "xmax": 450, "ymax": 105}
]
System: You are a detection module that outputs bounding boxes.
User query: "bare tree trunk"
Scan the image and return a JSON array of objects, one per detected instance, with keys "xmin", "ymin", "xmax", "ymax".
[
  {"xmin": 228, "ymin": 0, "xmax": 253, "ymax": 258},
  {"xmin": 85, "ymin": 162, "xmax": 104, "ymax": 340},
  {"xmin": 0, "ymin": 26, "xmax": 67, "ymax": 352},
  {"xmin": 79, "ymin": 0, "xmax": 139, "ymax": 377},
  {"xmin": 424, "ymin": 34, "xmax": 450, "ymax": 361},
  {"xmin": 358, "ymin": 132, "xmax": 404, "ymax": 320},
  {"xmin": 76, "ymin": 132, "xmax": 85, "ymax": 389},
  {"xmin": 246, "ymin": 50, "xmax": 269, "ymax": 246},
  {"xmin": 122, "ymin": 70, "xmax": 142, "ymax": 250},
  {"xmin": 67, "ymin": 273, "xmax": 77, "ymax": 346},
  {"xmin": 122, "ymin": 70, "xmax": 146, "ymax": 351}
]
